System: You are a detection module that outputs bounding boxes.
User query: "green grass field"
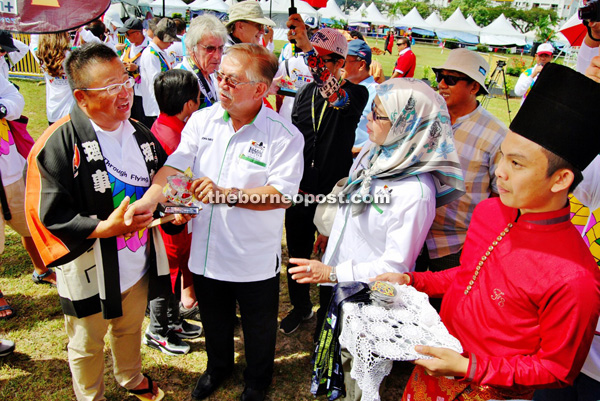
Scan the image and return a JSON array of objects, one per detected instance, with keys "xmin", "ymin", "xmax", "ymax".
[{"xmin": 0, "ymin": 40, "xmax": 533, "ymax": 400}]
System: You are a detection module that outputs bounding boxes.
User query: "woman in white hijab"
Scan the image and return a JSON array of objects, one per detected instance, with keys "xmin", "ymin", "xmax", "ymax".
[
  {"xmin": 288, "ymin": 77, "xmax": 465, "ymax": 400},
  {"xmin": 289, "ymin": 78, "xmax": 465, "ymax": 286}
]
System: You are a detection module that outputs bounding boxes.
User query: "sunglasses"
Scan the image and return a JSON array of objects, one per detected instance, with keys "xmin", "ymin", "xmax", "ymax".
[
  {"xmin": 198, "ymin": 44, "xmax": 225, "ymax": 54},
  {"xmin": 371, "ymin": 103, "xmax": 390, "ymax": 121},
  {"xmin": 321, "ymin": 57, "xmax": 337, "ymax": 64},
  {"xmin": 81, "ymin": 76, "xmax": 135, "ymax": 96},
  {"xmin": 434, "ymin": 72, "xmax": 472, "ymax": 86},
  {"xmin": 215, "ymin": 71, "xmax": 257, "ymax": 89}
]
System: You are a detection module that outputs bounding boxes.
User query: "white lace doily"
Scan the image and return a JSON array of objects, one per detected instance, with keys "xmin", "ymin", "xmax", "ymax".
[{"xmin": 338, "ymin": 284, "xmax": 463, "ymax": 401}]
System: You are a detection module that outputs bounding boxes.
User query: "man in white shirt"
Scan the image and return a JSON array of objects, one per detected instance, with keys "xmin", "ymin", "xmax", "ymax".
[
  {"xmin": 139, "ymin": 18, "xmax": 178, "ymax": 127},
  {"xmin": 514, "ymin": 42, "xmax": 553, "ymax": 104},
  {"xmin": 118, "ymin": 18, "xmax": 150, "ymax": 124},
  {"xmin": 129, "ymin": 43, "xmax": 304, "ymax": 401}
]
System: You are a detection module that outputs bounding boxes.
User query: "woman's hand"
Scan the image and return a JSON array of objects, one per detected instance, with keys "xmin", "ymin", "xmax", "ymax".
[{"xmin": 288, "ymin": 258, "xmax": 333, "ymax": 284}]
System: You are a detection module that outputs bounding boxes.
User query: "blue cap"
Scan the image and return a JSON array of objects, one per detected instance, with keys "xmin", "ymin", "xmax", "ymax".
[{"xmin": 347, "ymin": 40, "xmax": 371, "ymax": 66}]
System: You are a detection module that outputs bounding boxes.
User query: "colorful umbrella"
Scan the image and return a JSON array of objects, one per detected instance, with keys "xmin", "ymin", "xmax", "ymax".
[
  {"xmin": 559, "ymin": 12, "xmax": 587, "ymax": 46},
  {"xmin": 0, "ymin": 0, "xmax": 111, "ymax": 33}
]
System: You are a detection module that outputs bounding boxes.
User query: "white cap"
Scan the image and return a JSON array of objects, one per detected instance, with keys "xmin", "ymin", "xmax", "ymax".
[{"xmin": 536, "ymin": 42, "xmax": 554, "ymax": 55}]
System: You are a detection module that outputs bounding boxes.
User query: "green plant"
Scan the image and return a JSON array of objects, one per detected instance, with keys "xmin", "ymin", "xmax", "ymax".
[
  {"xmin": 476, "ymin": 44, "xmax": 489, "ymax": 52},
  {"xmin": 506, "ymin": 57, "xmax": 527, "ymax": 76},
  {"xmin": 535, "ymin": 15, "xmax": 557, "ymax": 43}
]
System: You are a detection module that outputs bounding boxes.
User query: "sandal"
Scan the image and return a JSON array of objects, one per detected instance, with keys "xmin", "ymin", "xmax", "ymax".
[
  {"xmin": 0, "ymin": 292, "xmax": 15, "ymax": 320},
  {"xmin": 129, "ymin": 374, "xmax": 164, "ymax": 401},
  {"xmin": 32, "ymin": 268, "xmax": 56, "ymax": 286}
]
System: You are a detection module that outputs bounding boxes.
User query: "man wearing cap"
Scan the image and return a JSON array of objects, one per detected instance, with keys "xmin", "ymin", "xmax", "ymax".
[
  {"xmin": 416, "ymin": 49, "xmax": 507, "ymax": 311},
  {"xmin": 390, "ymin": 36, "xmax": 416, "ymax": 78},
  {"xmin": 515, "ymin": 42, "xmax": 554, "ymax": 104},
  {"xmin": 375, "ymin": 63, "xmax": 600, "ymax": 401},
  {"xmin": 0, "ymin": 31, "xmax": 29, "ymax": 81},
  {"xmin": 118, "ymin": 18, "xmax": 150, "ymax": 124},
  {"xmin": 342, "ymin": 39, "xmax": 378, "ymax": 157},
  {"xmin": 225, "ymin": 0, "xmax": 275, "ymax": 48},
  {"xmin": 140, "ymin": 18, "xmax": 178, "ymax": 127},
  {"xmin": 280, "ymin": 15, "xmax": 368, "ymax": 338}
]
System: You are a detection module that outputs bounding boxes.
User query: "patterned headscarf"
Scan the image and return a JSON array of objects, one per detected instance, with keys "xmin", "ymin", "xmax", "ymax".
[{"xmin": 339, "ymin": 78, "xmax": 465, "ymax": 216}]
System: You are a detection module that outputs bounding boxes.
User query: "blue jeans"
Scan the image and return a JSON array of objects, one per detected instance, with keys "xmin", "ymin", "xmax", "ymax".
[{"xmin": 533, "ymin": 372, "xmax": 600, "ymax": 401}]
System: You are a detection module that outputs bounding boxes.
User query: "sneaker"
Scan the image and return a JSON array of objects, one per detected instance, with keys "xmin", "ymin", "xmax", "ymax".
[
  {"xmin": 0, "ymin": 339, "xmax": 15, "ymax": 357},
  {"xmin": 143, "ymin": 329, "xmax": 190, "ymax": 355},
  {"xmin": 179, "ymin": 302, "xmax": 202, "ymax": 322},
  {"xmin": 279, "ymin": 308, "xmax": 314, "ymax": 334},
  {"xmin": 170, "ymin": 320, "xmax": 203, "ymax": 339}
]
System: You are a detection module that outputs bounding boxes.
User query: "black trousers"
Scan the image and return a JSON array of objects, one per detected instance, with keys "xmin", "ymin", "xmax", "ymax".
[
  {"xmin": 284, "ymin": 202, "xmax": 318, "ymax": 315},
  {"xmin": 192, "ymin": 273, "xmax": 280, "ymax": 390}
]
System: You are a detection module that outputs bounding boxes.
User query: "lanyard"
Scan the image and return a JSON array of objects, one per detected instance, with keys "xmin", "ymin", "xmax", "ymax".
[
  {"xmin": 311, "ymin": 87, "xmax": 327, "ymax": 168},
  {"xmin": 189, "ymin": 57, "xmax": 217, "ymax": 106}
]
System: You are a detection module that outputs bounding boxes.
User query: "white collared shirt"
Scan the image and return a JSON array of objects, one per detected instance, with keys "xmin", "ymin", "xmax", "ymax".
[
  {"xmin": 323, "ymin": 143, "xmax": 437, "ymax": 284},
  {"xmin": 139, "ymin": 41, "xmax": 174, "ymax": 117},
  {"xmin": 166, "ymin": 103, "xmax": 304, "ymax": 282}
]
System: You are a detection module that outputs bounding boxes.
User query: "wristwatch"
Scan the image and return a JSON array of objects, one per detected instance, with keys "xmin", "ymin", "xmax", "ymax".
[
  {"xmin": 227, "ymin": 187, "xmax": 241, "ymax": 207},
  {"xmin": 329, "ymin": 265, "xmax": 337, "ymax": 283},
  {"xmin": 0, "ymin": 104, "xmax": 7, "ymax": 119}
]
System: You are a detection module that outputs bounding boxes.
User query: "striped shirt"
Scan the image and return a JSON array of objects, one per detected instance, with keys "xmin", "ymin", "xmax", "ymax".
[{"xmin": 425, "ymin": 104, "xmax": 507, "ymax": 259}]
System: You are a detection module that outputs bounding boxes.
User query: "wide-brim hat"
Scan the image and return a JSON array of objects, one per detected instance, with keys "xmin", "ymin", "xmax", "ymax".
[
  {"xmin": 510, "ymin": 63, "xmax": 600, "ymax": 172},
  {"xmin": 433, "ymin": 48, "xmax": 489, "ymax": 95},
  {"xmin": 227, "ymin": 1, "xmax": 275, "ymax": 27},
  {"xmin": 310, "ymin": 28, "xmax": 347, "ymax": 59},
  {"xmin": 0, "ymin": 31, "xmax": 17, "ymax": 53},
  {"xmin": 155, "ymin": 18, "xmax": 180, "ymax": 43}
]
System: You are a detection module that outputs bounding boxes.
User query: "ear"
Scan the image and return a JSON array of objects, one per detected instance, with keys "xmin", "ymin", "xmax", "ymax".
[
  {"xmin": 470, "ymin": 81, "xmax": 480, "ymax": 96},
  {"xmin": 550, "ymin": 168, "xmax": 575, "ymax": 194},
  {"xmin": 254, "ymin": 82, "xmax": 269, "ymax": 100},
  {"xmin": 73, "ymin": 89, "xmax": 87, "ymax": 108}
]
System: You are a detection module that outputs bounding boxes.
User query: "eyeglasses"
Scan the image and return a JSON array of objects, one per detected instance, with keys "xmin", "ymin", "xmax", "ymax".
[
  {"xmin": 198, "ymin": 44, "xmax": 225, "ymax": 54},
  {"xmin": 434, "ymin": 71, "xmax": 472, "ymax": 86},
  {"xmin": 371, "ymin": 103, "xmax": 390, "ymax": 121},
  {"xmin": 215, "ymin": 71, "xmax": 257, "ymax": 89},
  {"xmin": 81, "ymin": 76, "xmax": 135, "ymax": 96},
  {"xmin": 321, "ymin": 57, "xmax": 337, "ymax": 64},
  {"xmin": 245, "ymin": 21, "xmax": 264, "ymax": 32}
]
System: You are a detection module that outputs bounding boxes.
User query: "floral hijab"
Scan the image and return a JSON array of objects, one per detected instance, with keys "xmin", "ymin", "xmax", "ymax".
[{"xmin": 340, "ymin": 78, "xmax": 465, "ymax": 216}]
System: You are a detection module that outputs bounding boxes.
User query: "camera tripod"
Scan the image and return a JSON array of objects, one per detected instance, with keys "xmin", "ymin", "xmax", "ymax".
[{"xmin": 481, "ymin": 60, "xmax": 512, "ymax": 123}]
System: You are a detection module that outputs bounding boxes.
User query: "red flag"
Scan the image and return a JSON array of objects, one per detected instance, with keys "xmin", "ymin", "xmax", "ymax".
[
  {"xmin": 303, "ymin": 0, "xmax": 328, "ymax": 8},
  {"xmin": 0, "ymin": 0, "xmax": 111, "ymax": 33}
]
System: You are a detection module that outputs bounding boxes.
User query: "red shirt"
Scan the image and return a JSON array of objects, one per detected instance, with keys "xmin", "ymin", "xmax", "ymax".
[
  {"xmin": 393, "ymin": 49, "xmax": 416, "ymax": 78},
  {"xmin": 151, "ymin": 113, "xmax": 185, "ymax": 155},
  {"xmin": 412, "ymin": 198, "xmax": 600, "ymax": 390}
]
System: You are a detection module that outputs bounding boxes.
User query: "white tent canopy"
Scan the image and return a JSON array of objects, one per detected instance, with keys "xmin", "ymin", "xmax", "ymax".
[
  {"xmin": 466, "ymin": 15, "xmax": 479, "ymax": 30},
  {"xmin": 359, "ymin": 2, "xmax": 391, "ymax": 26},
  {"xmin": 480, "ymin": 14, "xmax": 526, "ymax": 46},
  {"xmin": 436, "ymin": 8, "xmax": 479, "ymax": 44},
  {"xmin": 425, "ymin": 11, "xmax": 443, "ymax": 29},
  {"xmin": 395, "ymin": 7, "xmax": 433, "ymax": 31},
  {"xmin": 149, "ymin": 0, "xmax": 189, "ymax": 17},
  {"xmin": 194, "ymin": 0, "xmax": 229, "ymax": 12},
  {"xmin": 188, "ymin": 0, "xmax": 208, "ymax": 11},
  {"xmin": 318, "ymin": 0, "xmax": 348, "ymax": 23},
  {"xmin": 348, "ymin": 3, "xmax": 367, "ymax": 23}
]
